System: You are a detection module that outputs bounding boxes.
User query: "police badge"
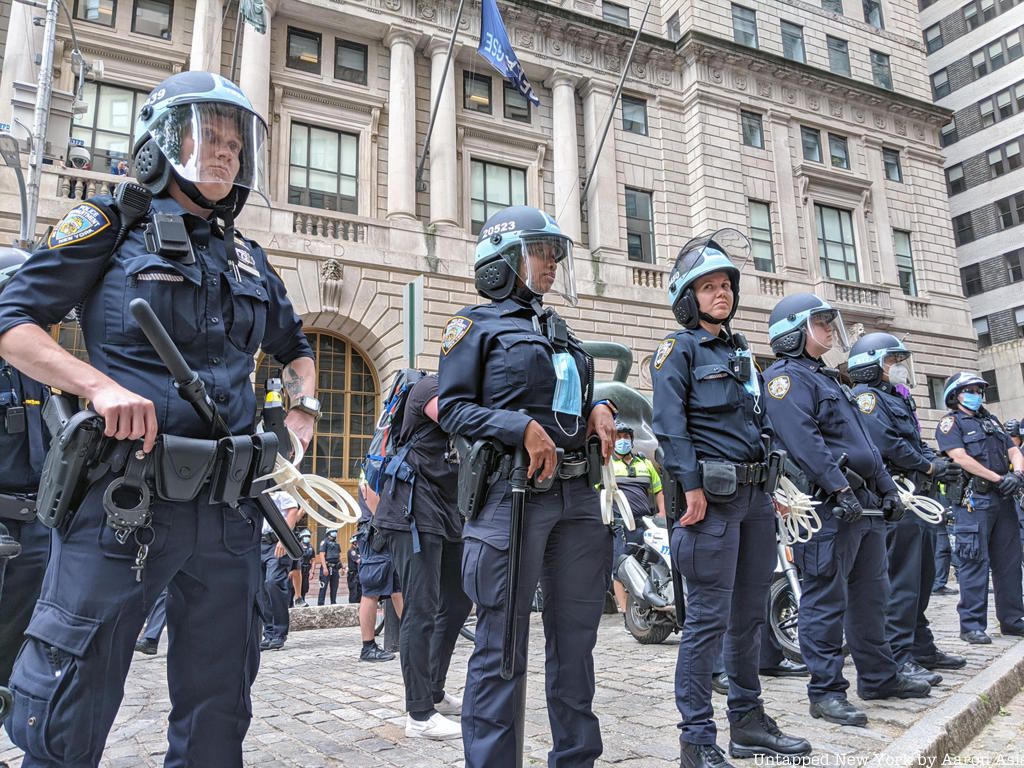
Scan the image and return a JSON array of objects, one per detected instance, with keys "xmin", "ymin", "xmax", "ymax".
[
  {"xmin": 441, "ymin": 316, "xmax": 473, "ymax": 355},
  {"xmin": 767, "ymin": 375, "xmax": 791, "ymax": 400},
  {"xmin": 653, "ymin": 338, "xmax": 675, "ymax": 370}
]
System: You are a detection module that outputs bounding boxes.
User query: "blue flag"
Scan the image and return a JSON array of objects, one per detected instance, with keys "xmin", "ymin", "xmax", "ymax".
[{"xmin": 477, "ymin": 0, "xmax": 540, "ymax": 107}]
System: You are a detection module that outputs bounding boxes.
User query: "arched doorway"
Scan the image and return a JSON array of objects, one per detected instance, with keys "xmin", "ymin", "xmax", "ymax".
[{"xmin": 255, "ymin": 331, "xmax": 379, "ymax": 543}]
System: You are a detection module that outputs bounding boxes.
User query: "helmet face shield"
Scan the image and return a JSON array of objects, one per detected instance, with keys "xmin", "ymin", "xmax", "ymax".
[
  {"xmin": 669, "ymin": 228, "xmax": 750, "ymax": 291},
  {"xmin": 882, "ymin": 350, "xmax": 917, "ymax": 389},
  {"xmin": 508, "ymin": 234, "xmax": 577, "ymax": 306},
  {"xmin": 147, "ymin": 102, "xmax": 269, "ymax": 204},
  {"xmin": 806, "ymin": 308, "xmax": 850, "ymax": 354}
]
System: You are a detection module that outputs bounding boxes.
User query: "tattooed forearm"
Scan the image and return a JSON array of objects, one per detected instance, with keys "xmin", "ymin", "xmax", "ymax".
[{"xmin": 282, "ymin": 357, "xmax": 316, "ymax": 400}]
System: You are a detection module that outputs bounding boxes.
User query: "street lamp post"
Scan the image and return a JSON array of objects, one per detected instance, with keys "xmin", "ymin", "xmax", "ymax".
[
  {"xmin": 23, "ymin": 0, "xmax": 61, "ymax": 246},
  {"xmin": 0, "ymin": 133, "xmax": 31, "ymax": 248}
]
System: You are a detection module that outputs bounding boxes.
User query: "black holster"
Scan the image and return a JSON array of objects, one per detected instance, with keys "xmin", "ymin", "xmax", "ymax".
[
  {"xmin": 0, "ymin": 493, "xmax": 36, "ymax": 522},
  {"xmin": 36, "ymin": 409, "xmax": 107, "ymax": 529},
  {"xmin": 455, "ymin": 435, "xmax": 503, "ymax": 520}
]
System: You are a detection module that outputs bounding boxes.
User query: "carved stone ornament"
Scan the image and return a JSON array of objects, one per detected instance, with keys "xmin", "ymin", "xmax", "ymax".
[
  {"xmin": 874, "ymin": 113, "xmax": 887, "ymax": 129},
  {"xmin": 710, "ymin": 67, "xmax": 723, "ymax": 84},
  {"xmin": 606, "ymin": 54, "xmax": 621, "ymax": 72},
  {"xmin": 895, "ymin": 120, "xmax": 907, "ymax": 136},
  {"xmin": 518, "ymin": 31, "xmax": 535, "ymax": 50},
  {"xmin": 830, "ymin": 99, "xmax": 843, "ymax": 118},
  {"xmin": 914, "ymin": 124, "xmax": 925, "ymax": 140},
  {"xmin": 808, "ymin": 95, "xmax": 819, "ymax": 111},
  {"xmin": 657, "ymin": 68, "xmax": 672, "ymax": 85},
  {"xmin": 579, "ymin": 44, "xmax": 594, "ymax": 64},
  {"xmin": 757, "ymin": 81, "xmax": 772, "ymax": 98},
  {"xmin": 383, "ymin": 0, "xmax": 401, "ymax": 9},
  {"xmin": 551, "ymin": 38, "xmax": 564, "ymax": 55},
  {"xmin": 320, "ymin": 259, "xmax": 344, "ymax": 313},
  {"xmin": 783, "ymin": 87, "xmax": 796, "ymax": 105},
  {"xmin": 735, "ymin": 75, "xmax": 747, "ymax": 91},
  {"xmin": 417, "ymin": 2, "xmax": 435, "ymax": 19},
  {"xmin": 631, "ymin": 61, "xmax": 647, "ymax": 79},
  {"xmin": 854, "ymin": 108, "xmax": 865, "ymax": 123}
]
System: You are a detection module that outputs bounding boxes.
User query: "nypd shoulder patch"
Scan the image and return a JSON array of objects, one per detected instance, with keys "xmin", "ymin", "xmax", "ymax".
[
  {"xmin": 767, "ymin": 375, "xmax": 791, "ymax": 400},
  {"xmin": 653, "ymin": 338, "xmax": 675, "ymax": 370},
  {"xmin": 441, "ymin": 316, "xmax": 473, "ymax": 355},
  {"xmin": 938, "ymin": 415, "xmax": 955, "ymax": 434},
  {"xmin": 48, "ymin": 203, "xmax": 111, "ymax": 248},
  {"xmin": 857, "ymin": 392, "xmax": 877, "ymax": 414}
]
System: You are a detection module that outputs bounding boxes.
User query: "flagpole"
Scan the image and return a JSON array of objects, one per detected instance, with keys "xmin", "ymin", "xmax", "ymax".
[
  {"xmin": 415, "ymin": 0, "xmax": 467, "ymax": 191},
  {"xmin": 230, "ymin": 0, "xmax": 244, "ymax": 82},
  {"xmin": 579, "ymin": 0, "xmax": 653, "ymax": 213}
]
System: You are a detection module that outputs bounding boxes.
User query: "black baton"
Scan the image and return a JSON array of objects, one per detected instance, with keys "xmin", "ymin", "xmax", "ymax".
[
  {"xmin": 501, "ymin": 417, "xmax": 531, "ymax": 682},
  {"xmin": 128, "ymin": 298, "xmax": 303, "ymax": 559}
]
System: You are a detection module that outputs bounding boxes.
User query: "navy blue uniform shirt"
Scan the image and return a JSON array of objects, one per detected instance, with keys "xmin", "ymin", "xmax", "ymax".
[
  {"xmin": 437, "ymin": 296, "xmax": 593, "ymax": 452},
  {"xmin": 935, "ymin": 409, "xmax": 1012, "ymax": 477},
  {"xmin": 852, "ymin": 383, "xmax": 935, "ymax": 479},
  {"xmin": 0, "ymin": 364, "xmax": 48, "ymax": 494},
  {"xmin": 650, "ymin": 328, "xmax": 767, "ymax": 491},
  {"xmin": 0, "ymin": 195, "xmax": 313, "ymax": 438},
  {"xmin": 764, "ymin": 356, "xmax": 896, "ymax": 497}
]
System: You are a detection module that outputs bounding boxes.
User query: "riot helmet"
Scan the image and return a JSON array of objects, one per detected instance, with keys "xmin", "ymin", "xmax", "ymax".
[
  {"xmin": 0, "ymin": 247, "xmax": 30, "ymax": 295},
  {"xmin": 474, "ymin": 206, "xmax": 577, "ymax": 306},
  {"xmin": 132, "ymin": 71, "xmax": 268, "ymax": 215},
  {"xmin": 1005, "ymin": 418, "xmax": 1020, "ymax": 437},
  {"xmin": 768, "ymin": 293, "xmax": 849, "ymax": 358},
  {"xmin": 942, "ymin": 371, "xmax": 987, "ymax": 409},
  {"xmin": 847, "ymin": 332, "xmax": 916, "ymax": 387},
  {"xmin": 613, "ymin": 420, "xmax": 634, "ymax": 436},
  {"xmin": 666, "ymin": 229, "xmax": 747, "ymax": 329}
]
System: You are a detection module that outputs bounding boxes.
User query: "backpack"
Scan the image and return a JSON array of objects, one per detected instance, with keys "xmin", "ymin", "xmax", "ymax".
[{"xmin": 362, "ymin": 368, "xmax": 429, "ymax": 494}]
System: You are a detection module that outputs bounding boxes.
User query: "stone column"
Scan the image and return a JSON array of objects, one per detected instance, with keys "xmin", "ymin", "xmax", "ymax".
[
  {"xmin": 863, "ymin": 136, "xmax": 898, "ymax": 287},
  {"xmin": 546, "ymin": 71, "xmax": 581, "ymax": 243},
  {"xmin": 190, "ymin": 0, "xmax": 224, "ymax": 72},
  {"xmin": 0, "ymin": 1, "xmax": 45, "ymax": 128},
  {"xmin": 427, "ymin": 37, "xmax": 458, "ymax": 227},
  {"xmin": 384, "ymin": 28, "xmax": 417, "ymax": 221},
  {"xmin": 580, "ymin": 78, "xmax": 620, "ymax": 257},
  {"xmin": 767, "ymin": 112, "xmax": 802, "ymax": 271},
  {"xmin": 238, "ymin": 0, "xmax": 277, "ymax": 120}
]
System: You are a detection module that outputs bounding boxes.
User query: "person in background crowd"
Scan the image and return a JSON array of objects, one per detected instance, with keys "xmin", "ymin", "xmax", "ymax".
[
  {"xmin": 346, "ymin": 534, "xmax": 361, "ymax": 603},
  {"xmin": 259, "ymin": 491, "xmax": 303, "ymax": 651},
  {"xmin": 134, "ymin": 590, "xmax": 168, "ymax": 656},
  {"xmin": 317, "ymin": 529, "xmax": 343, "ymax": 606}
]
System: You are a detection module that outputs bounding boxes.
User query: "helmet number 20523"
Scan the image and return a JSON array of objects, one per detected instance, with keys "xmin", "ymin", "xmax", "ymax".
[{"xmin": 480, "ymin": 220, "xmax": 516, "ymax": 239}]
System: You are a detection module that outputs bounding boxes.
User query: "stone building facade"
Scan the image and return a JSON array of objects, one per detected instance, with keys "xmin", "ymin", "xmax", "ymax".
[
  {"xmin": 921, "ymin": 0, "xmax": 1024, "ymax": 420},
  {"xmin": 0, "ymin": 0, "xmax": 975, "ymax": 498}
]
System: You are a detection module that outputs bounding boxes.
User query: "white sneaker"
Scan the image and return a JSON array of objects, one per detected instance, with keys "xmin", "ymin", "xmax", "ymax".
[
  {"xmin": 435, "ymin": 691, "xmax": 463, "ymax": 716},
  {"xmin": 405, "ymin": 712, "xmax": 462, "ymax": 740}
]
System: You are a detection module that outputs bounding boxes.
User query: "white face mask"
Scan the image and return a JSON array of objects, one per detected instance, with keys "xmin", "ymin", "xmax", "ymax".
[{"xmin": 888, "ymin": 363, "xmax": 911, "ymax": 387}]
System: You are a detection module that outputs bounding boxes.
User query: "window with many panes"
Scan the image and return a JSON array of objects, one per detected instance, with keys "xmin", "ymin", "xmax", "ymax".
[
  {"xmin": 961, "ymin": 263, "xmax": 983, "ymax": 296},
  {"xmin": 975, "ymin": 317, "xmax": 991, "ymax": 347},
  {"xmin": 828, "ymin": 134, "xmax": 850, "ymax": 169},
  {"xmin": 75, "ymin": 0, "xmax": 116, "ymax": 26},
  {"xmin": 781, "ymin": 21, "xmax": 806, "ymax": 63},
  {"xmin": 827, "ymin": 36, "xmax": 851, "ymax": 76},
  {"xmin": 932, "ymin": 70, "xmax": 949, "ymax": 99},
  {"xmin": 988, "ymin": 137, "xmax": 1022, "ymax": 177},
  {"xmin": 801, "ymin": 126, "xmax": 822, "ymax": 162},
  {"xmin": 946, "ymin": 164, "xmax": 964, "ymax": 194},
  {"xmin": 603, "ymin": 1, "xmax": 630, "ymax": 26},
  {"xmin": 969, "ymin": 28, "xmax": 1024, "ymax": 80},
  {"xmin": 732, "ymin": 4, "xmax": 758, "ymax": 48},
  {"xmin": 741, "ymin": 111, "xmax": 764, "ymax": 148},
  {"xmin": 953, "ymin": 212, "xmax": 974, "ymax": 245},
  {"xmin": 883, "ymin": 148, "xmax": 902, "ymax": 181},
  {"xmin": 977, "ymin": 81, "xmax": 1024, "ymax": 130},
  {"xmin": 1007, "ymin": 249, "xmax": 1024, "ymax": 283},
  {"xmin": 924, "ymin": 24, "xmax": 943, "ymax": 52},
  {"xmin": 997, "ymin": 192, "xmax": 1024, "ymax": 229},
  {"xmin": 471, "ymin": 160, "xmax": 526, "ymax": 234},
  {"xmin": 863, "ymin": 0, "xmax": 884, "ymax": 28},
  {"xmin": 335, "ymin": 40, "xmax": 368, "ymax": 84},
  {"xmin": 132, "ymin": 0, "xmax": 171, "ymax": 38},
  {"xmin": 941, "ymin": 119, "xmax": 958, "ymax": 146},
  {"xmin": 815, "ymin": 204, "xmax": 859, "ymax": 281},
  {"xmin": 287, "ymin": 28, "xmax": 322, "ymax": 74},
  {"xmin": 622, "ymin": 96, "xmax": 648, "ymax": 136},
  {"xmin": 749, "ymin": 200, "xmax": 775, "ymax": 272},
  {"xmin": 625, "ymin": 188, "xmax": 655, "ymax": 263},
  {"xmin": 288, "ymin": 123, "xmax": 358, "ymax": 213},
  {"xmin": 464, "ymin": 72, "xmax": 492, "ymax": 113},
  {"xmin": 504, "ymin": 82, "xmax": 531, "ymax": 122},
  {"xmin": 893, "ymin": 230, "xmax": 917, "ymax": 296},
  {"xmin": 71, "ymin": 82, "xmax": 147, "ymax": 172},
  {"xmin": 871, "ymin": 51, "xmax": 893, "ymax": 90},
  {"xmin": 981, "ymin": 369, "xmax": 999, "ymax": 401},
  {"xmin": 822, "ymin": 0, "xmax": 844, "ymax": 13},
  {"xmin": 667, "ymin": 12, "xmax": 681, "ymax": 41}
]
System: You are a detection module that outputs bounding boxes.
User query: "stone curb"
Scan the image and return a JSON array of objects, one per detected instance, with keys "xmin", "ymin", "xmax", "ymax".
[
  {"xmin": 288, "ymin": 604, "xmax": 360, "ymax": 631},
  {"xmin": 874, "ymin": 640, "xmax": 1024, "ymax": 766}
]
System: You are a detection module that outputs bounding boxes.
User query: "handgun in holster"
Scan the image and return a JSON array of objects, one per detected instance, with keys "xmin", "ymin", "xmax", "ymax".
[
  {"xmin": 36, "ymin": 397, "xmax": 106, "ymax": 529},
  {"xmin": 454, "ymin": 435, "xmax": 502, "ymax": 520},
  {"xmin": 765, "ymin": 449, "xmax": 787, "ymax": 495}
]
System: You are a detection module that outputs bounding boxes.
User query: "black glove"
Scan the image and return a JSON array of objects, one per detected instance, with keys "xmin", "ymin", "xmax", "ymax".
[
  {"xmin": 997, "ymin": 472, "xmax": 1024, "ymax": 498},
  {"xmin": 940, "ymin": 463, "xmax": 964, "ymax": 484},
  {"xmin": 832, "ymin": 487, "xmax": 863, "ymax": 523},
  {"xmin": 929, "ymin": 458, "xmax": 953, "ymax": 478},
  {"xmin": 882, "ymin": 491, "xmax": 907, "ymax": 522}
]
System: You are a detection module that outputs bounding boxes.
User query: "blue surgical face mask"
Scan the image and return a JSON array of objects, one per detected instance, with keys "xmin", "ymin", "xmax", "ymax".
[
  {"xmin": 614, "ymin": 439, "xmax": 632, "ymax": 455},
  {"xmin": 960, "ymin": 392, "xmax": 983, "ymax": 412},
  {"xmin": 552, "ymin": 352, "xmax": 582, "ymax": 418},
  {"xmin": 329, "ymin": 532, "xmax": 338, "ymax": 539}
]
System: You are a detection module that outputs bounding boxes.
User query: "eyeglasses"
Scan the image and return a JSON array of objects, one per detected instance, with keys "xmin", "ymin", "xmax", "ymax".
[{"xmin": 961, "ymin": 386, "xmax": 984, "ymax": 394}]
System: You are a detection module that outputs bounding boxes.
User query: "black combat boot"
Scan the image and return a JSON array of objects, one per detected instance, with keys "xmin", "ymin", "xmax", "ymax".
[
  {"xmin": 914, "ymin": 649, "xmax": 966, "ymax": 670},
  {"xmin": 729, "ymin": 707, "xmax": 812, "ymax": 758},
  {"xmin": 809, "ymin": 696, "xmax": 868, "ymax": 726},
  {"xmin": 900, "ymin": 660, "xmax": 942, "ymax": 686},
  {"xmin": 680, "ymin": 741, "xmax": 733, "ymax": 768}
]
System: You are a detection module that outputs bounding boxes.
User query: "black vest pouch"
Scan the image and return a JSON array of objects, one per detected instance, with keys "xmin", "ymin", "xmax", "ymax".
[
  {"xmin": 699, "ymin": 460, "xmax": 738, "ymax": 504},
  {"xmin": 155, "ymin": 435, "xmax": 219, "ymax": 502}
]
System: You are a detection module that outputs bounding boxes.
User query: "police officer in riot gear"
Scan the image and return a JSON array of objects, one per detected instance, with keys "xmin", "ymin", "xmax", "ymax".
[
  {"xmin": 763, "ymin": 293, "xmax": 928, "ymax": 728},
  {"xmin": 0, "ymin": 72, "xmax": 316, "ymax": 767},
  {"xmin": 652, "ymin": 231, "xmax": 811, "ymax": 768},
  {"xmin": 438, "ymin": 205, "xmax": 616, "ymax": 767},
  {"xmin": 318, "ymin": 529, "xmax": 343, "ymax": 605},
  {"xmin": 848, "ymin": 334, "xmax": 966, "ymax": 679},
  {"xmin": 935, "ymin": 372, "xmax": 1024, "ymax": 644},
  {"xmin": 1006, "ymin": 419, "xmax": 1022, "ymax": 449},
  {"xmin": 0, "ymin": 248, "xmax": 51, "ymax": 696}
]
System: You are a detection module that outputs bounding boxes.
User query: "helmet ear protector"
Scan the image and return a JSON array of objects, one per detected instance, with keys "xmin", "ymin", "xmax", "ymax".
[{"xmin": 474, "ymin": 237, "xmax": 519, "ymax": 302}]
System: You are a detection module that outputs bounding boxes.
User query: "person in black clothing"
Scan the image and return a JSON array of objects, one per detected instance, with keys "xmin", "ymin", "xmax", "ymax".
[
  {"xmin": 375, "ymin": 373, "xmax": 473, "ymax": 740},
  {"xmin": 295, "ymin": 532, "xmax": 314, "ymax": 607},
  {"xmin": 318, "ymin": 530, "xmax": 343, "ymax": 605},
  {"xmin": 346, "ymin": 538, "xmax": 361, "ymax": 603}
]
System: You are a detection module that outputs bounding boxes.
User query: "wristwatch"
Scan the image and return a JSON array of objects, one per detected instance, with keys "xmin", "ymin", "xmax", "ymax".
[{"xmin": 290, "ymin": 396, "xmax": 322, "ymax": 420}]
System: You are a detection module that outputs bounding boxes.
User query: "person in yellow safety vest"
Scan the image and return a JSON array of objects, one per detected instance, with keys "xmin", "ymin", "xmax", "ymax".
[{"xmin": 610, "ymin": 421, "xmax": 667, "ymax": 613}]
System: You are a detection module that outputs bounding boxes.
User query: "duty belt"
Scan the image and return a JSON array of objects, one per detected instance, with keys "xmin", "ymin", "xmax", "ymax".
[
  {"xmin": 495, "ymin": 451, "xmax": 590, "ymax": 484},
  {"xmin": 733, "ymin": 462, "xmax": 768, "ymax": 485},
  {"xmin": 0, "ymin": 493, "xmax": 36, "ymax": 522},
  {"xmin": 968, "ymin": 476, "xmax": 995, "ymax": 495}
]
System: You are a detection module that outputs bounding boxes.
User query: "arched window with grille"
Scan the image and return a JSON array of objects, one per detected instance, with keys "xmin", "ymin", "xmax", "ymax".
[{"xmin": 51, "ymin": 321, "xmax": 89, "ymax": 362}]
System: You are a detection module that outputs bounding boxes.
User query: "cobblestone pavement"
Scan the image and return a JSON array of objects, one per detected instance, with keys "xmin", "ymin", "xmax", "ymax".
[
  {"xmin": 954, "ymin": 685, "xmax": 1024, "ymax": 766},
  {"xmin": 2, "ymin": 589, "xmax": 1021, "ymax": 767}
]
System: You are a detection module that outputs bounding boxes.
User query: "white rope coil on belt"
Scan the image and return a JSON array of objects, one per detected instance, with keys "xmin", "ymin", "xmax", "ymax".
[
  {"xmin": 600, "ymin": 460, "xmax": 635, "ymax": 531},
  {"xmin": 893, "ymin": 476, "xmax": 946, "ymax": 525},
  {"xmin": 773, "ymin": 476, "xmax": 822, "ymax": 545},
  {"xmin": 255, "ymin": 429, "xmax": 361, "ymax": 527}
]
